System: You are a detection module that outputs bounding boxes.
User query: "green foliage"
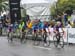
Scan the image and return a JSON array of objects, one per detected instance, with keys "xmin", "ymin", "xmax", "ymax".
[
  {"xmin": 21, "ymin": 8, "xmax": 27, "ymax": 17},
  {"xmin": 0, "ymin": 0, "xmax": 8, "ymax": 12},
  {"xmin": 50, "ymin": 0, "xmax": 75, "ymax": 16}
]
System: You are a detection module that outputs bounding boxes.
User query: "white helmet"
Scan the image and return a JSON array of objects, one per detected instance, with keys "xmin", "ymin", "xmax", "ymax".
[{"xmin": 57, "ymin": 21, "xmax": 61, "ymax": 25}]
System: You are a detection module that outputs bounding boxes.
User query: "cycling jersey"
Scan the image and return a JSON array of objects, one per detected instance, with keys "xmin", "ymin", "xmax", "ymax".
[
  {"xmin": 43, "ymin": 24, "xmax": 48, "ymax": 29},
  {"xmin": 19, "ymin": 22, "xmax": 25, "ymax": 30},
  {"xmin": 48, "ymin": 27, "xmax": 54, "ymax": 33},
  {"xmin": 32, "ymin": 24, "xmax": 39, "ymax": 30},
  {"xmin": 38, "ymin": 22, "xmax": 44, "ymax": 30},
  {"xmin": 43, "ymin": 21, "xmax": 49, "ymax": 29},
  {"xmin": 53, "ymin": 24, "xmax": 63, "ymax": 33},
  {"xmin": 13, "ymin": 23, "xmax": 18, "ymax": 29},
  {"xmin": 56, "ymin": 26, "xmax": 60, "ymax": 31},
  {"xmin": 8, "ymin": 24, "xmax": 13, "ymax": 32},
  {"xmin": 27, "ymin": 22, "xmax": 32, "ymax": 29},
  {"xmin": 0, "ymin": 23, "xmax": 2, "ymax": 28}
]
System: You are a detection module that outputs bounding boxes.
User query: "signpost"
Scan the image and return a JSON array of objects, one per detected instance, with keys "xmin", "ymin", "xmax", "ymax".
[{"xmin": 9, "ymin": 0, "xmax": 21, "ymax": 23}]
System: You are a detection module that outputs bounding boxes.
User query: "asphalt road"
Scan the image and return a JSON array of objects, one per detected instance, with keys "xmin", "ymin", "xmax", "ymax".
[{"xmin": 0, "ymin": 36, "xmax": 75, "ymax": 56}]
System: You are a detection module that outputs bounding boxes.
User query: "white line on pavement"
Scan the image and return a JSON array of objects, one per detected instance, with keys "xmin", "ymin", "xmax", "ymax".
[{"xmin": 33, "ymin": 46, "xmax": 51, "ymax": 50}]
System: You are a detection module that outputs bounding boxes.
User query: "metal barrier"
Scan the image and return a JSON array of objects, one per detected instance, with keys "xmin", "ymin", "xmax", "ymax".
[
  {"xmin": 1, "ymin": 27, "xmax": 75, "ymax": 44},
  {"xmin": 68, "ymin": 28, "xmax": 75, "ymax": 43},
  {"xmin": 48, "ymin": 28, "xmax": 75, "ymax": 44},
  {"xmin": 2, "ymin": 27, "xmax": 8, "ymax": 36},
  {"xmin": 48, "ymin": 28, "xmax": 68, "ymax": 43}
]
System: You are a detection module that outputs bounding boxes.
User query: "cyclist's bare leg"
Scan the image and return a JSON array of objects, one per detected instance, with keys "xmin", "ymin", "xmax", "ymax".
[{"xmin": 56, "ymin": 32, "xmax": 60, "ymax": 44}]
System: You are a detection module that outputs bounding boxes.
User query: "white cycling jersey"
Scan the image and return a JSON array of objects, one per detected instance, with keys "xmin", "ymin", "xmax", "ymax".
[
  {"xmin": 45, "ymin": 28, "xmax": 49, "ymax": 33},
  {"xmin": 59, "ymin": 28, "xmax": 63, "ymax": 33},
  {"xmin": 48, "ymin": 27, "xmax": 54, "ymax": 33}
]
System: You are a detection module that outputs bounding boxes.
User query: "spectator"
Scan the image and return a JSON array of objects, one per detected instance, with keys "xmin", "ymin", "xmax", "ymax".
[
  {"xmin": 4, "ymin": 18, "xmax": 11, "ymax": 27},
  {"xmin": 0, "ymin": 13, "xmax": 1, "ymax": 20},
  {"xmin": 63, "ymin": 13, "xmax": 68, "ymax": 26},
  {"xmin": 56, "ymin": 15, "xmax": 62, "ymax": 22},
  {"xmin": 3, "ymin": 14, "xmax": 6, "ymax": 19},
  {"xmin": 50, "ymin": 20, "xmax": 55, "ymax": 27},
  {"xmin": 66, "ymin": 21, "xmax": 72, "ymax": 28},
  {"xmin": 25, "ymin": 15, "xmax": 30, "ymax": 22},
  {"xmin": 72, "ymin": 20, "xmax": 75, "ymax": 28}
]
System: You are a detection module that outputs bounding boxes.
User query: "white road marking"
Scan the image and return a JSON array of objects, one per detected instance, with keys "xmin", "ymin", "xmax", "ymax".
[{"xmin": 33, "ymin": 46, "xmax": 51, "ymax": 50}]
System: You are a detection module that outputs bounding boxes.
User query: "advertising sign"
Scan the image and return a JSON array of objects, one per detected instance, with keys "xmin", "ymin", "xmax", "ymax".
[
  {"xmin": 68, "ymin": 28, "xmax": 75, "ymax": 43},
  {"xmin": 9, "ymin": 0, "xmax": 21, "ymax": 23}
]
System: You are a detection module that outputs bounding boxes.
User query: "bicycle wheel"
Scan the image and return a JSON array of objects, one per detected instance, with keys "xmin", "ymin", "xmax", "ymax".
[
  {"xmin": 42, "ymin": 32, "xmax": 46, "ymax": 46},
  {"xmin": 20, "ymin": 32, "xmax": 27, "ymax": 43},
  {"xmin": 59, "ymin": 36, "xmax": 64, "ymax": 48},
  {"xmin": 46, "ymin": 36, "xmax": 51, "ymax": 46},
  {"xmin": 0, "ymin": 28, "xmax": 2, "ymax": 35},
  {"xmin": 7, "ymin": 33, "xmax": 10, "ymax": 42},
  {"xmin": 33, "ymin": 33, "xmax": 39, "ymax": 45},
  {"xmin": 8, "ymin": 32, "xmax": 13, "ymax": 42},
  {"xmin": 43, "ymin": 32, "xmax": 50, "ymax": 46},
  {"xmin": 53, "ymin": 35, "xmax": 58, "ymax": 47}
]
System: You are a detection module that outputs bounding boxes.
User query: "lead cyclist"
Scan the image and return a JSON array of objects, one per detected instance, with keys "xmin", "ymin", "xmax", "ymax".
[{"xmin": 53, "ymin": 21, "xmax": 64, "ymax": 44}]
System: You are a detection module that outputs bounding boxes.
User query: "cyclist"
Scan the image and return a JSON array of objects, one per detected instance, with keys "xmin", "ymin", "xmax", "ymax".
[
  {"xmin": 32, "ymin": 19, "xmax": 40, "ymax": 44},
  {"xmin": 27, "ymin": 19, "xmax": 32, "ymax": 29},
  {"xmin": 38, "ymin": 20, "xmax": 44, "ymax": 34},
  {"xmin": 48, "ymin": 20, "xmax": 55, "ymax": 34},
  {"xmin": 18, "ymin": 20, "xmax": 26, "ymax": 42},
  {"xmin": 18, "ymin": 20, "xmax": 25, "ymax": 37},
  {"xmin": 8, "ymin": 23, "xmax": 13, "ymax": 33},
  {"xmin": 43, "ymin": 21, "xmax": 49, "ymax": 46},
  {"xmin": 66, "ymin": 21, "xmax": 72, "ymax": 28},
  {"xmin": 19, "ymin": 20, "xmax": 25, "ymax": 31},
  {"xmin": 7, "ymin": 23, "xmax": 13, "ymax": 38},
  {"xmin": 32, "ymin": 19, "xmax": 39, "ymax": 34},
  {"xmin": 53, "ymin": 21, "xmax": 64, "ymax": 44},
  {"xmin": 13, "ymin": 21, "xmax": 18, "ymax": 31},
  {"xmin": 43, "ymin": 21, "xmax": 49, "ymax": 32},
  {"xmin": 26, "ymin": 19, "xmax": 33, "ymax": 34}
]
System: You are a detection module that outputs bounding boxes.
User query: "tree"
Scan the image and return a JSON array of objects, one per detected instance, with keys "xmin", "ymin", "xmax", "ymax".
[
  {"xmin": 50, "ymin": 0, "xmax": 75, "ymax": 16},
  {"xmin": 21, "ymin": 7, "xmax": 27, "ymax": 18},
  {"xmin": 0, "ymin": 0, "xmax": 8, "ymax": 13}
]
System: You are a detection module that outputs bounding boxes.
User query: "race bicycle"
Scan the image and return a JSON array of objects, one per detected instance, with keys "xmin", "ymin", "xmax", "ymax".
[{"xmin": 53, "ymin": 30, "xmax": 64, "ymax": 48}]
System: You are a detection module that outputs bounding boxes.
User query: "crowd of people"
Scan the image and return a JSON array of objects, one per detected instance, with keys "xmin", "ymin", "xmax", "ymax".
[
  {"xmin": 0, "ymin": 13, "xmax": 75, "ymax": 47},
  {"xmin": 0, "ymin": 12, "xmax": 75, "ymax": 36},
  {"xmin": 54, "ymin": 12, "xmax": 75, "ymax": 28}
]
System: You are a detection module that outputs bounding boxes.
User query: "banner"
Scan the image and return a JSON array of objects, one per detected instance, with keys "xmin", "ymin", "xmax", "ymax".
[{"xmin": 68, "ymin": 28, "xmax": 75, "ymax": 43}]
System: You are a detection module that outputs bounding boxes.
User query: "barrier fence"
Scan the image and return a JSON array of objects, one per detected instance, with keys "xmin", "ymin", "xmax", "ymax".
[
  {"xmin": 68, "ymin": 28, "xmax": 75, "ymax": 43},
  {"xmin": 48, "ymin": 28, "xmax": 75, "ymax": 44},
  {"xmin": 47, "ymin": 28, "xmax": 68, "ymax": 43},
  {"xmin": 1, "ymin": 28, "xmax": 75, "ymax": 44}
]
